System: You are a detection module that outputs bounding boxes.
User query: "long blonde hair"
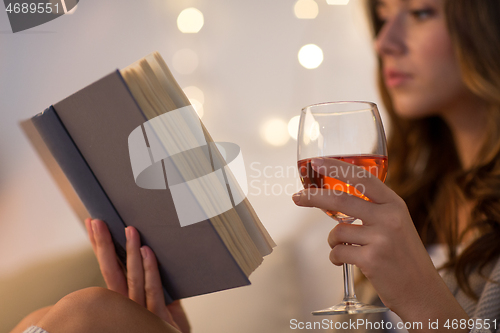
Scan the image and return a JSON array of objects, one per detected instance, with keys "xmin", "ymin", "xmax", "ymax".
[{"xmin": 366, "ymin": 0, "xmax": 500, "ymax": 299}]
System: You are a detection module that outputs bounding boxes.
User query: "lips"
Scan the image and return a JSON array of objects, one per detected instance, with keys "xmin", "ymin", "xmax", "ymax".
[{"xmin": 384, "ymin": 69, "xmax": 413, "ymax": 88}]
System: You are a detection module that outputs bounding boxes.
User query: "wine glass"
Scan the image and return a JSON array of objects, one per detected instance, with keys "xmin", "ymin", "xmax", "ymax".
[{"xmin": 297, "ymin": 101, "xmax": 389, "ymax": 315}]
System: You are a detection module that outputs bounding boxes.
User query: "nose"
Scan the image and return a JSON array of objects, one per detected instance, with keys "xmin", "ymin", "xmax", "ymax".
[{"xmin": 374, "ymin": 14, "xmax": 406, "ymax": 57}]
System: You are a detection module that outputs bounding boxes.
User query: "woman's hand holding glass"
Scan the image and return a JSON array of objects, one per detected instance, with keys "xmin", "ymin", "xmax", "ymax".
[
  {"xmin": 293, "ymin": 158, "xmax": 469, "ymax": 324},
  {"xmin": 84, "ymin": 218, "xmax": 190, "ymax": 333}
]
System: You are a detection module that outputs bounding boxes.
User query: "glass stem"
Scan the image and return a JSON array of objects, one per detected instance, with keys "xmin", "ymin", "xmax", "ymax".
[{"xmin": 343, "ymin": 263, "xmax": 357, "ymax": 302}]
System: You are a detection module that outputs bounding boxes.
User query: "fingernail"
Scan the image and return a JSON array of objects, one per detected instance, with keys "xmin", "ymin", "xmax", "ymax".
[
  {"xmin": 125, "ymin": 227, "xmax": 130, "ymax": 240},
  {"xmin": 312, "ymin": 158, "xmax": 324, "ymax": 166},
  {"xmin": 91, "ymin": 219, "xmax": 98, "ymax": 234},
  {"xmin": 292, "ymin": 191, "xmax": 302, "ymax": 204},
  {"xmin": 140, "ymin": 247, "xmax": 148, "ymax": 259}
]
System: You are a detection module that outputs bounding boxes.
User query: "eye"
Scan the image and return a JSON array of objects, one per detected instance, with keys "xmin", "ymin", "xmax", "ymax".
[{"xmin": 410, "ymin": 8, "xmax": 435, "ymax": 21}]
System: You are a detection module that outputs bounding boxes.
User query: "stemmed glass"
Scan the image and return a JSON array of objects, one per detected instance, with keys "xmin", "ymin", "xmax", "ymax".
[{"xmin": 297, "ymin": 101, "xmax": 389, "ymax": 315}]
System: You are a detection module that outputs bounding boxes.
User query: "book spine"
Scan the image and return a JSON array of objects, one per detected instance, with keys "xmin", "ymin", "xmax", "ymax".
[{"xmin": 31, "ymin": 106, "xmax": 174, "ymax": 303}]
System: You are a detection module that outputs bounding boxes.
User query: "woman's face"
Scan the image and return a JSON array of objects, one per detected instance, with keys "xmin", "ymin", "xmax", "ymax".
[{"xmin": 375, "ymin": 0, "xmax": 470, "ymax": 119}]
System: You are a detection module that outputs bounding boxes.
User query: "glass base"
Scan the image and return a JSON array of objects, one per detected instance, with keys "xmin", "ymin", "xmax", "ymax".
[{"xmin": 312, "ymin": 298, "xmax": 389, "ymax": 315}]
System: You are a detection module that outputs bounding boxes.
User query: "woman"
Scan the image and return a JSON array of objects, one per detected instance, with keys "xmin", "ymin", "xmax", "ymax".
[
  {"xmin": 12, "ymin": 0, "xmax": 500, "ymax": 332},
  {"xmin": 293, "ymin": 0, "xmax": 500, "ymax": 331}
]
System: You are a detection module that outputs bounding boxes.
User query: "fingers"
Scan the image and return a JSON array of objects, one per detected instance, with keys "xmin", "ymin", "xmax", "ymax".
[
  {"xmin": 293, "ymin": 188, "xmax": 378, "ymax": 223},
  {"xmin": 89, "ymin": 219, "xmax": 189, "ymax": 331},
  {"xmin": 141, "ymin": 245, "xmax": 191, "ymax": 332},
  {"xmin": 87, "ymin": 219, "xmax": 188, "ymax": 330},
  {"xmin": 141, "ymin": 246, "xmax": 169, "ymax": 322},
  {"xmin": 329, "ymin": 244, "xmax": 365, "ymax": 266},
  {"xmin": 327, "ymin": 224, "xmax": 372, "ymax": 269},
  {"xmin": 310, "ymin": 157, "xmax": 394, "ymax": 204},
  {"xmin": 141, "ymin": 243, "xmax": 190, "ymax": 332},
  {"xmin": 126, "ymin": 226, "xmax": 146, "ymax": 307},
  {"xmin": 91, "ymin": 219, "xmax": 128, "ymax": 297},
  {"xmin": 328, "ymin": 223, "xmax": 370, "ymax": 247}
]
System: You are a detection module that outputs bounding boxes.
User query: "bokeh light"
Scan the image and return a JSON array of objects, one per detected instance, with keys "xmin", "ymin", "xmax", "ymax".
[
  {"xmin": 177, "ymin": 8, "xmax": 204, "ymax": 33},
  {"xmin": 294, "ymin": 0, "xmax": 318, "ymax": 19},
  {"xmin": 172, "ymin": 49, "xmax": 199, "ymax": 75},
  {"xmin": 261, "ymin": 119, "xmax": 290, "ymax": 146},
  {"xmin": 183, "ymin": 86, "xmax": 205, "ymax": 105},
  {"xmin": 298, "ymin": 44, "xmax": 324, "ymax": 69},
  {"xmin": 288, "ymin": 115, "xmax": 300, "ymax": 140}
]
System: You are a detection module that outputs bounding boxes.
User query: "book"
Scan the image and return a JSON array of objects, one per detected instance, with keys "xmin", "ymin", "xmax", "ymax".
[{"xmin": 21, "ymin": 52, "xmax": 275, "ymax": 303}]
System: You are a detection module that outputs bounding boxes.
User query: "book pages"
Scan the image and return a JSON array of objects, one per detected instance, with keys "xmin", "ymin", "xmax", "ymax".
[{"xmin": 120, "ymin": 52, "xmax": 275, "ymax": 276}]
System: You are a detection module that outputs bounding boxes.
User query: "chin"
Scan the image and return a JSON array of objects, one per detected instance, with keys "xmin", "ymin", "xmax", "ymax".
[{"xmin": 390, "ymin": 93, "xmax": 437, "ymax": 120}]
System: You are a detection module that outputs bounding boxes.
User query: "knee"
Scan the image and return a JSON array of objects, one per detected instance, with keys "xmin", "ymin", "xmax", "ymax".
[
  {"xmin": 59, "ymin": 286, "xmax": 118, "ymax": 311},
  {"xmin": 37, "ymin": 287, "xmax": 176, "ymax": 333},
  {"xmin": 26, "ymin": 305, "xmax": 54, "ymax": 322},
  {"xmin": 36, "ymin": 287, "xmax": 123, "ymax": 332}
]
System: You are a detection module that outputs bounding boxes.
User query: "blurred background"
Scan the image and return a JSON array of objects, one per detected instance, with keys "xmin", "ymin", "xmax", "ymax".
[{"xmin": 0, "ymin": 0, "xmax": 384, "ymax": 331}]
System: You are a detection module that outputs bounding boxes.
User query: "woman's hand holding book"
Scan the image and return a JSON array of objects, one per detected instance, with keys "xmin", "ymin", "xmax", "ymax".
[{"xmin": 84, "ymin": 218, "xmax": 191, "ymax": 333}]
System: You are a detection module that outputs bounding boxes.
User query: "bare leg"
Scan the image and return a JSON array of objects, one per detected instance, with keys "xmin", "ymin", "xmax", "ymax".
[{"xmin": 34, "ymin": 287, "xmax": 180, "ymax": 333}]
